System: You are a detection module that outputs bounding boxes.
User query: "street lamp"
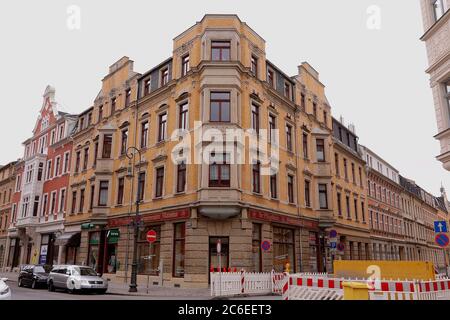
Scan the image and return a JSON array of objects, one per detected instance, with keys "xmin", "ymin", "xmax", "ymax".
[{"xmin": 126, "ymin": 146, "xmax": 142, "ymax": 293}]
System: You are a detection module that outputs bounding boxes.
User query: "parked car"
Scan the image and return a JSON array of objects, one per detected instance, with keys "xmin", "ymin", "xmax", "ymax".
[
  {"xmin": 47, "ymin": 265, "xmax": 108, "ymax": 294},
  {"xmin": 0, "ymin": 278, "xmax": 11, "ymax": 300},
  {"xmin": 18, "ymin": 265, "xmax": 50, "ymax": 289}
]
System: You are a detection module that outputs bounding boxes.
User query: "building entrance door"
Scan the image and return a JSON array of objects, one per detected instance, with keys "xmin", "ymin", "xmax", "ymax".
[{"xmin": 208, "ymin": 237, "xmax": 229, "ymax": 283}]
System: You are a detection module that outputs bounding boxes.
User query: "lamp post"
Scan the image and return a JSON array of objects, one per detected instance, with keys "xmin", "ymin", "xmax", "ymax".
[{"xmin": 126, "ymin": 146, "xmax": 142, "ymax": 293}]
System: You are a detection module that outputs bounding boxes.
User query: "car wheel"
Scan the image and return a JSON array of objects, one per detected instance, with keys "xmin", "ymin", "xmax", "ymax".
[
  {"xmin": 48, "ymin": 281, "xmax": 55, "ymax": 292},
  {"xmin": 18, "ymin": 278, "xmax": 23, "ymax": 287},
  {"xmin": 31, "ymin": 280, "xmax": 37, "ymax": 289}
]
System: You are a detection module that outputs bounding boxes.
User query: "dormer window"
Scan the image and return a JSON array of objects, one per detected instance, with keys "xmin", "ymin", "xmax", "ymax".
[
  {"xmin": 267, "ymin": 69, "xmax": 275, "ymax": 88},
  {"xmin": 125, "ymin": 89, "xmax": 131, "ymax": 107},
  {"xmin": 161, "ymin": 68, "xmax": 169, "ymax": 86},
  {"xmin": 111, "ymin": 97, "xmax": 116, "ymax": 114},
  {"xmin": 211, "ymin": 41, "xmax": 231, "ymax": 61},
  {"xmin": 144, "ymin": 78, "xmax": 151, "ymax": 95},
  {"xmin": 251, "ymin": 55, "xmax": 258, "ymax": 77},
  {"xmin": 432, "ymin": 0, "xmax": 445, "ymax": 21},
  {"xmin": 284, "ymin": 82, "xmax": 291, "ymax": 99}
]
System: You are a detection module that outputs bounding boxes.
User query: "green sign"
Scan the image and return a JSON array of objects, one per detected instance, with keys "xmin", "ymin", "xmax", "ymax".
[
  {"xmin": 107, "ymin": 229, "xmax": 120, "ymax": 244},
  {"xmin": 81, "ymin": 223, "xmax": 95, "ymax": 230}
]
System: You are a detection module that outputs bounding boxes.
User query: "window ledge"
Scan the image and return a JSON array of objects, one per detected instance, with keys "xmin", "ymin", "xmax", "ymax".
[{"xmin": 174, "ymin": 192, "xmax": 186, "ymax": 196}]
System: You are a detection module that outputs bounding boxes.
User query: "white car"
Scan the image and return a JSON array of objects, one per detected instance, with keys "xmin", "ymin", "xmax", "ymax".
[{"xmin": 0, "ymin": 278, "xmax": 11, "ymax": 300}]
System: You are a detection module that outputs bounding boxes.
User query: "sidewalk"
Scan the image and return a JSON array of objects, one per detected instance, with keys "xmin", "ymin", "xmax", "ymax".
[{"xmin": 0, "ymin": 271, "xmax": 211, "ymax": 299}]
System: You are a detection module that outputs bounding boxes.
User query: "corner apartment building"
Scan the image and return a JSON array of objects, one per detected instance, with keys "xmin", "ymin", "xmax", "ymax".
[
  {"xmin": 4, "ymin": 86, "xmax": 77, "ymax": 270},
  {"xmin": 420, "ymin": 0, "xmax": 450, "ymax": 170},
  {"xmin": 58, "ymin": 14, "xmax": 338, "ymax": 288},
  {"xmin": 0, "ymin": 162, "xmax": 16, "ymax": 269}
]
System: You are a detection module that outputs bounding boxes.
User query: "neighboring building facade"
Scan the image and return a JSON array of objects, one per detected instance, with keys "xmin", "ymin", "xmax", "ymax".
[
  {"xmin": 420, "ymin": 0, "xmax": 450, "ymax": 170},
  {"xmin": 0, "ymin": 162, "xmax": 16, "ymax": 270},
  {"xmin": 3, "ymin": 86, "xmax": 77, "ymax": 270},
  {"xmin": 331, "ymin": 119, "xmax": 370, "ymax": 262}
]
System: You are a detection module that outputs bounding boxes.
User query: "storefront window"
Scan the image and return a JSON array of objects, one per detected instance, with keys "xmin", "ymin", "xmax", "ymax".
[
  {"xmin": 137, "ymin": 226, "xmax": 161, "ymax": 275},
  {"xmin": 65, "ymin": 246, "xmax": 77, "ymax": 265},
  {"xmin": 173, "ymin": 223, "xmax": 185, "ymax": 278},
  {"xmin": 273, "ymin": 227, "xmax": 295, "ymax": 273},
  {"xmin": 88, "ymin": 231, "xmax": 101, "ymax": 271},
  {"xmin": 252, "ymin": 224, "xmax": 262, "ymax": 272},
  {"xmin": 106, "ymin": 229, "xmax": 120, "ymax": 273},
  {"xmin": 309, "ymin": 232, "xmax": 319, "ymax": 272}
]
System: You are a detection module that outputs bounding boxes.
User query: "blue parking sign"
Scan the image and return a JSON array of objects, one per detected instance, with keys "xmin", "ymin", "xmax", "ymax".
[
  {"xmin": 330, "ymin": 242, "xmax": 337, "ymax": 249},
  {"xmin": 434, "ymin": 221, "xmax": 448, "ymax": 233}
]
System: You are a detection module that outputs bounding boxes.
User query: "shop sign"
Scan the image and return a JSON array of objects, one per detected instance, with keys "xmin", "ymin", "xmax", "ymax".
[
  {"xmin": 249, "ymin": 209, "xmax": 319, "ymax": 229},
  {"xmin": 40, "ymin": 245, "xmax": 48, "ymax": 256},
  {"xmin": 81, "ymin": 223, "xmax": 95, "ymax": 230},
  {"xmin": 107, "ymin": 229, "xmax": 120, "ymax": 244},
  {"xmin": 108, "ymin": 209, "xmax": 190, "ymax": 228}
]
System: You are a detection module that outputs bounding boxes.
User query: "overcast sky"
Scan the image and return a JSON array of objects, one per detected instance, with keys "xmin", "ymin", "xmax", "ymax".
[{"xmin": 0, "ymin": 0, "xmax": 448, "ymax": 196}]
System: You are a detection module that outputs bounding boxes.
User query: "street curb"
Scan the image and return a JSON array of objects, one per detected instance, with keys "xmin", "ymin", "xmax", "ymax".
[{"xmin": 107, "ymin": 291, "xmax": 213, "ymax": 299}]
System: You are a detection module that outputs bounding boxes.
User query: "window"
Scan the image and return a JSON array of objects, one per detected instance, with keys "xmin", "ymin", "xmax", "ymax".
[
  {"xmin": 59, "ymin": 189, "xmax": 66, "ymax": 213},
  {"xmin": 251, "ymin": 55, "xmax": 258, "ymax": 77},
  {"xmin": 181, "ymin": 54, "xmax": 190, "ymax": 77},
  {"xmin": 302, "ymin": 133, "xmax": 308, "ymax": 158},
  {"xmin": 71, "ymin": 191, "xmax": 77, "ymax": 214},
  {"xmin": 287, "ymin": 175, "xmax": 294, "ymax": 204},
  {"xmin": 270, "ymin": 174, "xmax": 277, "ymax": 199},
  {"xmin": 316, "ymin": 139, "xmax": 325, "ymax": 162},
  {"xmin": 359, "ymin": 167, "xmax": 363, "ymax": 186},
  {"xmin": 138, "ymin": 172, "xmax": 146, "ymax": 202},
  {"xmin": 252, "ymin": 224, "xmax": 262, "ymax": 272},
  {"xmin": 301, "ymin": 93, "xmax": 306, "ymax": 108},
  {"xmin": 89, "ymin": 184, "xmax": 95, "ymax": 210},
  {"xmin": 318, "ymin": 184, "xmax": 328, "ymax": 209},
  {"xmin": 55, "ymin": 157, "xmax": 61, "ymax": 176},
  {"xmin": 173, "ymin": 223, "xmax": 186, "ymax": 278},
  {"xmin": 252, "ymin": 162, "xmax": 261, "ymax": 194},
  {"xmin": 37, "ymin": 163, "xmax": 44, "ymax": 181},
  {"xmin": 117, "ymin": 177, "xmax": 124, "ymax": 205},
  {"xmin": 88, "ymin": 113, "xmax": 92, "ymax": 126},
  {"xmin": 177, "ymin": 162, "xmax": 186, "ymax": 193},
  {"xmin": 161, "ymin": 68, "xmax": 169, "ymax": 86},
  {"xmin": 286, "ymin": 124, "xmax": 293, "ymax": 152},
  {"xmin": 334, "ymin": 153, "xmax": 340, "ymax": 176},
  {"xmin": 210, "ymin": 92, "xmax": 231, "ymax": 122},
  {"xmin": 337, "ymin": 192, "xmax": 342, "ymax": 216},
  {"xmin": 305, "ymin": 180, "xmax": 311, "ymax": 207},
  {"xmin": 211, "ymin": 41, "xmax": 231, "ymax": 61},
  {"xmin": 179, "ymin": 102, "xmax": 188, "ymax": 130},
  {"xmin": 79, "ymin": 189, "xmax": 85, "ymax": 213},
  {"xmin": 344, "ymin": 158, "xmax": 348, "ymax": 180},
  {"xmin": 42, "ymin": 195, "xmax": 48, "ymax": 216},
  {"xmin": 33, "ymin": 196, "xmax": 40, "ymax": 217},
  {"xmin": 141, "ymin": 121, "xmax": 149, "ymax": 148},
  {"xmin": 346, "ymin": 195, "xmax": 351, "ymax": 219},
  {"xmin": 209, "ymin": 153, "xmax": 230, "ymax": 187},
  {"xmin": 155, "ymin": 168, "xmax": 164, "ymax": 198},
  {"xmin": 75, "ymin": 151, "xmax": 81, "ymax": 173},
  {"xmin": 111, "ymin": 97, "xmax": 116, "ymax": 115},
  {"xmin": 144, "ymin": 78, "xmax": 151, "ymax": 95},
  {"xmin": 63, "ymin": 152, "xmax": 70, "ymax": 173},
  {"xmin": 46, "ymin": 161, "xmax": 52, "ymax": 180},
  {"xmin": 125, "ymin": 89, "xmax": 131, "ymax": 107},
  {"xmin": 121, "ymin": 129, "xmax": 128, "ymax": 155},
  {"xmin": 79, "ymin": 118, "xmax": 85, "ymax": 132},
  {"xmin": 432, "ymin": 0, "xmax": 445, "ymax": 21},
  {"xmin": 354, "ymin": 198, "xmax": 358, "ymax": 221},
  {"xmin": 351, "ymin": 163, "xmax": 355, "ymax": 183},
  {"xmin": 361, "ymin": 201, "xmax": 366, "ymax": 222},
  {"xmin": 102, "ymin": 134, "xmax": 113, "ymax": 158},
  {"xmin": 137, "ymin": 226, "xmax": 161, "ymax": 275},
  {"xmin": 251, "ymin": 103, "xmax": 260, "ymax": 133},
  {"xmin": 98, "ymin": 181, "xmax": 109, "ymax": 207},
  {"xmin": 284, "ymin": 82, "xmax": 291, "ymax": 99},
  {"xmin": 323, "ymin": 111, "xmax": 327, "ymax": 125},
  {"xmin": 313, "ymin": 103, "xmax": 317, "ymax": 118},
  {"xmin": 445, "ymin": 80, "xmax": 450, "ymax": 113},
  {"xmin": 273, "ymin": 227, "xmax": 295, "ymax": 273},
  {"xmin": 158, "ymin": 112, "xmax": 167, "ymax": 142},
  {"xmin": 267, "ymin": 69, "xmax": 275, "ymax": 88},
  {"xmin": 94, "ymin": 142, "xmax": 98, "ymax": 167},
  {"xmin": 269, "ymin": 114, "xmax": 277, "ymax": 143},
  {"xmin": 83, "ymin": 148, "xmax": 89, "ymax": 171}
]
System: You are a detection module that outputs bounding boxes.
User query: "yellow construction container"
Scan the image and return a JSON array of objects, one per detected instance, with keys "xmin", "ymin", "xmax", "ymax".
[{"xmin": 333, "ymin": 261, "xmax": 436, "ymax": 281}]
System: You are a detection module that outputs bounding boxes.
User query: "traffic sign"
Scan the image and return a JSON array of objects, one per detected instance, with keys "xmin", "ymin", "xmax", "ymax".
[
  {"xmin": 434, "ymin": 221, "xmax": 448, "ymax": 233},
  {"xmin": 330, "ymin": 242, "xmax": 337, "ymax": 249},
  {"xmin": 329, "ymin": 230, "xmax": 338, "ymax": 238},
  {"xmin": 329, "ymin": 238, "xmax": 338, "ymax": 243},
  {"xmin": 337, "ymin": 243, "xmax": 345, "ymax": 252},
  {"xmin": 261, "ymin": 240, "xmax": 271, "ymax": 252},
  {"xmin": 435, "ymin": 233, "xmax": 450, "ymax": 248},
  {"xmin": 146, "ymin": 230, "xmax": 157, "ymax": 243}
]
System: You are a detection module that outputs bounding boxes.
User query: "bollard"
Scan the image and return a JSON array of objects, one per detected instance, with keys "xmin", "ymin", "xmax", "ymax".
[{"xmin": 342, "ymin": 282, "xmax": 370, "ymax": 300}]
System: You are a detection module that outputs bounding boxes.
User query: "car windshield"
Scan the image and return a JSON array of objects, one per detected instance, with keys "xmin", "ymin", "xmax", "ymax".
[
  {"xmin": 34, "ymin": 266, "xmax": 47, "ymax": 274},
  {"xmin": 73, "ymin": 267, "xmax": 97, "ymax": 276}
]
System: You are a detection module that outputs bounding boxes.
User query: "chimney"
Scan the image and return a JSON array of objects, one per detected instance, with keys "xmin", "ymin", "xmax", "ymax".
[{"xmin": 348, "ymin": 123, "xmax": 356, "ymax": 134}]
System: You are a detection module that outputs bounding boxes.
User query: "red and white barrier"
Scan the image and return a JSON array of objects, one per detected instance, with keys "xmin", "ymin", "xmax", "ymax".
[{"xmin": 282, "ymin": 275, "xmax": 344, "ymax": 300}]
